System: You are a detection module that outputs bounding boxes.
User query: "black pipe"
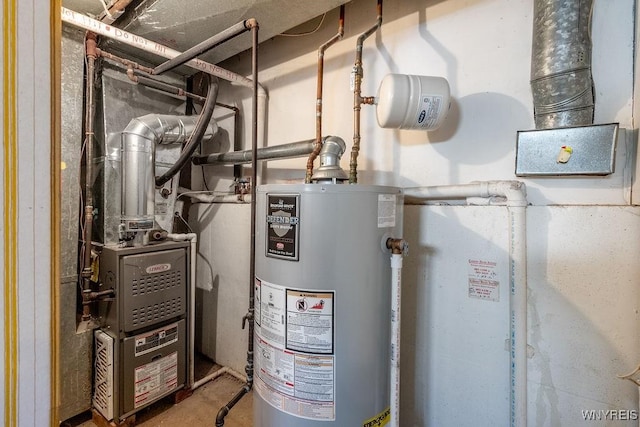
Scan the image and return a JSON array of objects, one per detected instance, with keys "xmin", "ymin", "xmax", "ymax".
[
  {"xmin": 215, "ymin": 21, "xmax": 258, "ymax": 427},
  {"xmin": 153, "ymin": 20, "xmax": 253, "ymax": 75},
  {"xmin": 137, "ymin": 73, "xmax": 206, "ymax": 101},
  {"xmin": 155, "ymin": 75, "xmax": 219, "ymax": 187},
  {"xmin": 215, "ymin": 384, "xmax": 251, "ymax": 427}
]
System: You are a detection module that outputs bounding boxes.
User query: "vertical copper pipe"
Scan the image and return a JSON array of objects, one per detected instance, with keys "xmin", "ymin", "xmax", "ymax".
[
  {"xmin": 81, "ymin": 32, "xmax": 98, "ymax": 320},
  {"xmin": 305, "ymin": 5, "xmax": 345, "ymax": 183},
  {"xmin": 349, "ymin": 0, "xmax": 383, "ymax": 184}
]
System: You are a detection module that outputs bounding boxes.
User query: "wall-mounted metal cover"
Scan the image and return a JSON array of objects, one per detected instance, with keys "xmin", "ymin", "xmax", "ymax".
[{"xmin": 515, "ymin": 123, "xmax": 618, "ymax": 176}]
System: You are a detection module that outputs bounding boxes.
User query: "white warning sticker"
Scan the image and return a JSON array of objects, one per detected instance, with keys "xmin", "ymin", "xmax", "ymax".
[
  {"xmin": 377, "ymin": 194, "xmax": 397, "ymax": 228},
  {"xmin": 468, "ymin": 259, "xmax": 500, "ymax": 302},
  {"xmin": 286, "ymin": 290, "xmax": 333, "ymax": 354},
  {"xmin": 254, "ymin": 278, "xmax": 336, "ymax": 421},
  {"xmin": 134, "ymin": 352, "xmax": 178, "ymax": 408}
]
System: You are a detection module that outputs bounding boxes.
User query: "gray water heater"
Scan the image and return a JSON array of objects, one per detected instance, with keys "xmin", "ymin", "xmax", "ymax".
[{"xmin": 254, "ymin": 184, "xmax": 403, "ymax": 426}]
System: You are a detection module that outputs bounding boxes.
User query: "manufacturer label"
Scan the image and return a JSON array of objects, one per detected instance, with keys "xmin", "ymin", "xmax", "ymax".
[
  {"xmin": 134, "ymin": 352, "xmax": 178, "ymax": 408},
  {"xmin": 127, "ymin": 219, "xmax": 154, "ymax": 230},
  {"xmin": 145, "ymin": 263, "xmax": 171, "ymax": 274},
  {"xmin": 415, "ymin": 94, "xmax": 444, "ymax": 129},
  {"xmin": 255, "ymin": 278, "xmax": 336, "ymax": 421},
  {"xmin": 468, "ymin": 259, "xmax": 500, "ymax": 302},
  {"xmin": 266, "ymin": 194, "xmax": 300, "ymax": 261}
]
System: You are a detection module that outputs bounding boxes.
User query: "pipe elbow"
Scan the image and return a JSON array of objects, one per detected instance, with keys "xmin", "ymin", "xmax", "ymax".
[
  {"xmin": 488, "ymin": 181, "xmax": 528, "ymax": 207},
  {"xmin": 245, "ymin": 18, "xmax": 259, "ymax": 29}
]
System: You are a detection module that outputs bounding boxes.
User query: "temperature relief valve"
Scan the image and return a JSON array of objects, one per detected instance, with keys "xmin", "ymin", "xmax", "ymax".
[{"xmin": 556, "ymin": 145, "xmax": 573, "ymax": 163}]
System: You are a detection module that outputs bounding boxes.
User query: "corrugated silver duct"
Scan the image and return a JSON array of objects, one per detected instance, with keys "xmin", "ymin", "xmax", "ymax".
[
  {"xmin": 531, "ymin": 0, "xmax": 594, "ymax": 129},
  {"xmin": 121, "ymin": 114, "xmax": 217, "ymax": 232}
]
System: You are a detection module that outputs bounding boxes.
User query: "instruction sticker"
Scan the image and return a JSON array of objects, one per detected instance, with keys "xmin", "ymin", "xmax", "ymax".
[
  {"xmin": 134, "ymin": 323, "xmax": 178, "ymax": 356},
  {"xmin": 468, "ymin": 259, "xmax": 500, "ymax": 302},
  {"xmin": 258, "ymin": 280, "xmax": 287, "ymax": 345},
  {"xmin": 266, "ymin": 194, "xmax": 300, "ymax": 261},
  {"xmin": 378, "ymin": 194, "xmax": 397, "ymax": 228},
  {"xmin": 134, "ymin": 352, "xmax": 178, "ymax": 408},
  {"xmin": 254, "ymin": 278, "xmax": 336, "ymax": 421}
]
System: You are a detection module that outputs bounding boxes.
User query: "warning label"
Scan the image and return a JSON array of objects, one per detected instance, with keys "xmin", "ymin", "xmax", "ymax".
[
  {"xmin": 134, "ymin": 352, "xmax": 178, "ymax": 408},
  {"xmin": 378, "ymin": 194, "xmax": 397, "ymax": 228},
  {"xmin": 468, "ymin": 259, "xmax": 499, "ymax": 302},
  {"xmin": 254, "ymin": 278, "xmax": 336, "ymax": 421},
  {"xmin": 363, "ymin": 406, "xmax": 391, "ymax": 427},
  {"xmin": 286, "ymin": 290, "xmax": 334, "ymax": 354}
]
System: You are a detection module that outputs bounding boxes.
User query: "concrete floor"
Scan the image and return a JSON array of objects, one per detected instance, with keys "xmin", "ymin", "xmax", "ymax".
[{"xmin": 64, "ymin": 357, "xmax": 253, "ymax": 427}]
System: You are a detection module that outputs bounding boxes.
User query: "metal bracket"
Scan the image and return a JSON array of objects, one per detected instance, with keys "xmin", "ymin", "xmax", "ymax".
[{"xmin": 515, "ymin": 123, "xmax": 619, "ymax": 176}]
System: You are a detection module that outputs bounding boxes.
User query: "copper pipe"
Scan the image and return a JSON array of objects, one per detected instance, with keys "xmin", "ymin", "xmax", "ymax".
[
  {"xmin": 81, "ymin": 32, "xmax": 98, "ymax": 321},
  {"xmin": 305, "ymin": 5, "xmax": 345, "ymax": 183},
  {"xmin": 104, "ymin": 0, "xmax": 133, "ymax": 16},
  {"xmin": 97, "ymin": 48, "xmax": 154, "ymax": 74},
  {"xmin": 349, "ymin": 0, "xmax": 383, "ymax": 184},
  {"xmin": 98, "ymin": 0, "xmax": 134, "ymax": 24}
]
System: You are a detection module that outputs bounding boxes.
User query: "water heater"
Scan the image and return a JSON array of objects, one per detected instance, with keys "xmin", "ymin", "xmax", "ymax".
[{"xmin": 254, "ymin": 183, "xmax": 403, "ymax": 426}]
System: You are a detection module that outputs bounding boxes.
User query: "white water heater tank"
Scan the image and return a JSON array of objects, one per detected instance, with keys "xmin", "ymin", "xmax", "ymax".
[
  {"xmin": 254, "ymin": 183, "xmax": 403, "ymax": 426},
  {"xmin": 376, "ymin": 73, "xmax": 450, "ymax": 130}
]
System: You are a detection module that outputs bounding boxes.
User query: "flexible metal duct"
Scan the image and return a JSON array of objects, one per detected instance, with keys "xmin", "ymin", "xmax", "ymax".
[
  {"xmin": 121, "ymin": 114, "xmax": 217, "ymax": 230},
  {"xmin": 531, "ymin": 0, "xmax": 594, "ymax": 129}
]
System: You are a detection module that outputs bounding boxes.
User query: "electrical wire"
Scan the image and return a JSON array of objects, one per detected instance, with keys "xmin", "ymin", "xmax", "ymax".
[
  {"xmin": 279, "ymin": 13, "xmax": 326, "ymax": 37},
  {"xmin": 174, "ymin": 211, "xmax": 194, "ymax": 233},
  {"xmin": 96, "ymin": 0, "xmax": 113, "ymax": 18}
]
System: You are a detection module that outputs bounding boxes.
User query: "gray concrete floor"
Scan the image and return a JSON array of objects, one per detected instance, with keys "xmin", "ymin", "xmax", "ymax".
[{"xmin": 64, "ymin": 356, "xmax": 253, "ymax": 427}]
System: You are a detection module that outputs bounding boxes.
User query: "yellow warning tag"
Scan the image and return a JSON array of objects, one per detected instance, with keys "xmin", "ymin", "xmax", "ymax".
[{"xmin": 362, "ymin": 406, "xmax": 390, "ymax": 427}]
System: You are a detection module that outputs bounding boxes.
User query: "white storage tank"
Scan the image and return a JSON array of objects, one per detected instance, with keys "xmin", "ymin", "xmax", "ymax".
[{"xmin": 254, "ymin": 183, "xmax": 403, "ymax": 426}]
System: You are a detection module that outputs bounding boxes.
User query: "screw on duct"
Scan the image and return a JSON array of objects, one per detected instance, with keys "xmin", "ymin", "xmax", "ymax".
[{"xmin": 376, "ymin": 74, "xmax": 451, "ymax": 130}]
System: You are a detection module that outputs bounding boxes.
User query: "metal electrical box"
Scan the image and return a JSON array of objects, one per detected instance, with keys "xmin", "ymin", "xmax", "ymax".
[{"xmin": 94, "ymin": 241, "xmax": 189, "ymax": 422}]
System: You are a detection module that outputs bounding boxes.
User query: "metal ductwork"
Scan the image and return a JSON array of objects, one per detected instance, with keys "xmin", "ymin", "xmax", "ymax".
[
  {"xmin": 531, "ymin": 0, "xmax": 594, "ymax": 129},
  {"xmin": 121, "ymin": 114, "xmax": 217, "ymax": 236}
]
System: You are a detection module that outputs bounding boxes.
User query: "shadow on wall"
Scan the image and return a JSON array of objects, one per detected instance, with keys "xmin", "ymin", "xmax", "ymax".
[{"xmin": 400, "ymin": 205, "xmax": 638, "ymax": 427}]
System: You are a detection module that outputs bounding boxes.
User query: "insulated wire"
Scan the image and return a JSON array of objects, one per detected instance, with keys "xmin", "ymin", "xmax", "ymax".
[
  {"xmin": 96, "ymin": 0, "xmax": 113, "ymax": 18},
  {"xmin": 174, "ymin": 211, "xmax": 194, "ymax": 233},
  {"xmin": 279, "ymin": 13, "xmax": 326, "ymax": 37}
]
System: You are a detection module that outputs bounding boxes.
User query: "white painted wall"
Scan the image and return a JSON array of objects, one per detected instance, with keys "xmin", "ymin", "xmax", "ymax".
[{"xmin": 192, "ymin": 0, "xmax": 640, "ymax": 425}]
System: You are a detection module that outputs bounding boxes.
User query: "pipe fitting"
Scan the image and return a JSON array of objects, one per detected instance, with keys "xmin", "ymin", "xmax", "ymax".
[
  {"xmin": 386, "ymin": 238, "xmax": 408, "ymax": 255},
  {"xmin": 311, "ymin": 136, "xmax": 348, "ymax": 182},
  {"xmin": 244, "ymin": 18, "xmax": 259, "ymax": 29},
  {"xmin": 85, "ymin": 32, "xmax": 98, "ymax": 59}
]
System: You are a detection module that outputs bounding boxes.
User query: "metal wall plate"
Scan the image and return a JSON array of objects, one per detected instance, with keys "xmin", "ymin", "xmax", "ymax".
[{"xmin": 515, "ymin": 123, "xmax": 618, "ymax": 176}]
